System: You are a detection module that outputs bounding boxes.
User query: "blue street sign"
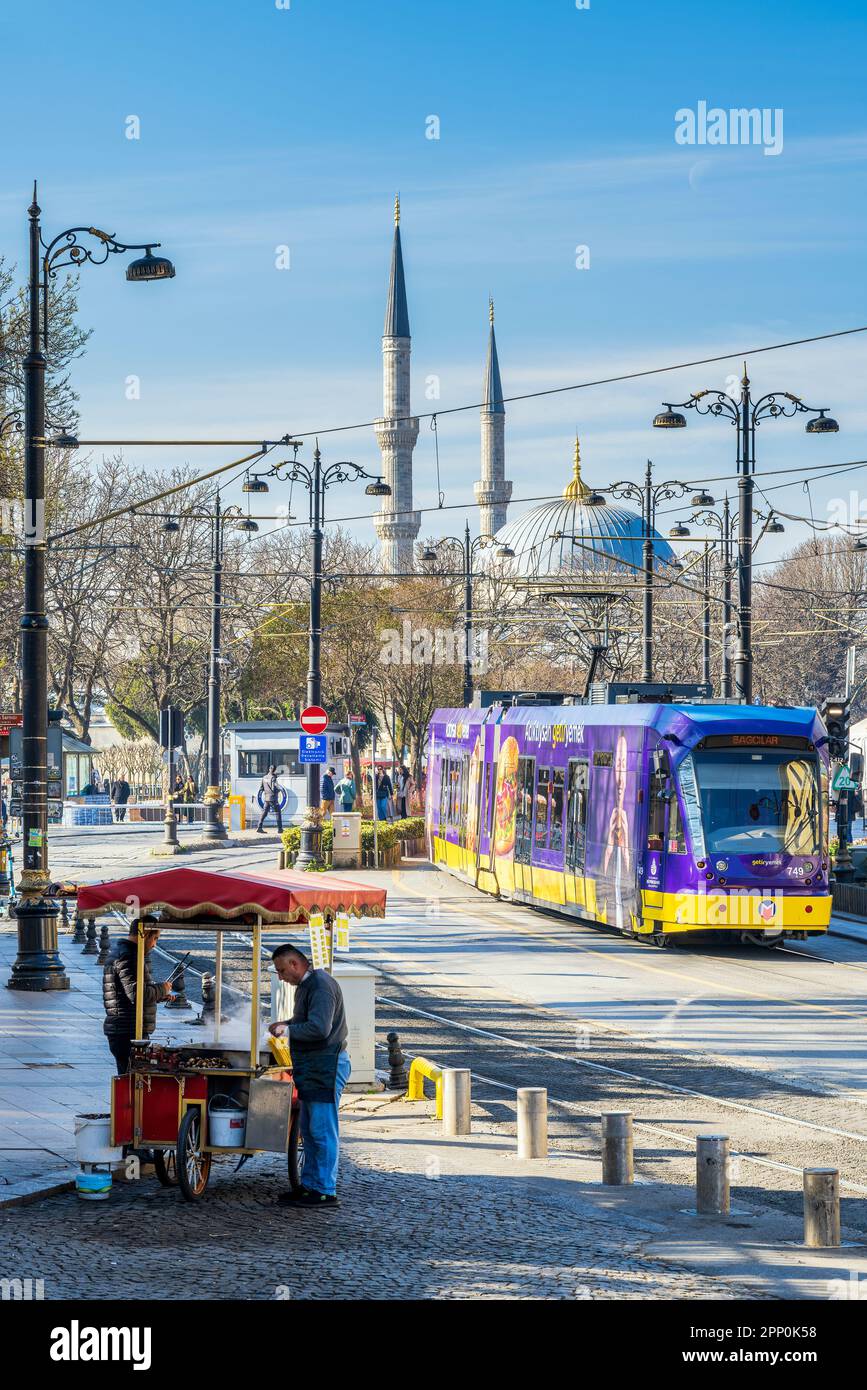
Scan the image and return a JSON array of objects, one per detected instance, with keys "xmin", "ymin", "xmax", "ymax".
[{"xmin": 299, "ymin": 734, "xmax": 327, "ymax": 765}]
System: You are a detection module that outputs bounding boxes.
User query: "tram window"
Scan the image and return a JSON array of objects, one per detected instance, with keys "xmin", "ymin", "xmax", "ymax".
[
  {"xmin": 550, "ymin": 768, "xmax": 565, "ymax": 852},
  {"xmin": 515, "ymin": 756, "xmax": 535, "ymax": 863},
  {"xmin": 647, "ymin": 749, "xmax": 670, "ymax": 851},
  {"xmin": 458, "ymin": 754, "xmax": 470, "ymax": 846},
  {"xmin": 439, "ymin": 758, "xmax": 450, "ymax": 823},
  {"xmin": 667, "ymin": 792, "xmax": 687, "ymax": 854},
  {"xmin": 484, "ymin": 760, "xmax": 495, "ymax": 840},
  {"xmin": 535, "ymin": 768, "xmax": 551, "ymax": 847},
  {"xmin": 566, "ymin": 759, "xmax": 589, "ymax": 871}
]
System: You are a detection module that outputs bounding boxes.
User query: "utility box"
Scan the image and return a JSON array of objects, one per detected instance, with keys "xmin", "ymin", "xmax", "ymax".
[
  {"xmin": 269, "ymin": 960, "xmax": 378, "ymax": 1086},
  {"xmin": 332, "ymin": 811, "xmax": 362, "ymax": 868}
]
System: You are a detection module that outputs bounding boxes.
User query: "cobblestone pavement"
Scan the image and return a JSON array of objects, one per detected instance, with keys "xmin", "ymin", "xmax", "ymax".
[{"xmin": 0, "ymin": 1106, "xmax": 769, "ymax": 1301}]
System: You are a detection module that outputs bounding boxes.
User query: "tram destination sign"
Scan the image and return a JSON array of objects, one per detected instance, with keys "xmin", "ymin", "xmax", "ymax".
[{"xmin": 701, "ymin": 734, "xmax": 813, "ymax": 750}]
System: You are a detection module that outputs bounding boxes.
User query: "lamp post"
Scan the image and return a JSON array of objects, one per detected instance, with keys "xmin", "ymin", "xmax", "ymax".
[
  {"xmin": 606, "ymin": 462, "xmax": 693, "ymax": 683},
  {"xmin": 8, "ymin": 186, "xmax": 174, "ymax": 991},
  {"xmin": 284, "ymin": 444, "xmax": 390, "ymax": 870},
  {"xmin": 653, "ymin": 367, "xmax": 838, "ymax": 704},
  {"xmin": 421, "ymin": 524, "xmax": 514, "ymax": 706},
  {"xmin": 674, "ymin": 499, "xmax": 785, "ymax": 699},
  {"xmin": 162, "ymin": 492, "xmax": 261, "ymax": 842}
]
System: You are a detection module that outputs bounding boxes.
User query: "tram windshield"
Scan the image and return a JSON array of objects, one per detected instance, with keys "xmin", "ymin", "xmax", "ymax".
[{"xmin": 686, "ymin": 748, "xmax": 821, "ymax": 856}]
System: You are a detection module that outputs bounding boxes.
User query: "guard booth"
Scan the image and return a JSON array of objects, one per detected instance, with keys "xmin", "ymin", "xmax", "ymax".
[{"xmin": 224, "ymin": 720, "xmax": 351, "ymax": 825}]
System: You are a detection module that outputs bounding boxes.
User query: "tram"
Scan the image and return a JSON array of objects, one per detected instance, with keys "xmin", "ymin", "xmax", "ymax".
[{"xmin": 426, "ymin": 699, "xmax": 831, "ymax": 945}]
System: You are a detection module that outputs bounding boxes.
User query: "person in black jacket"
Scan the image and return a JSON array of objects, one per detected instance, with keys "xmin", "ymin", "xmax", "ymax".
[
  {"xmin": 110, "ymin": 777, "xmax": 131, "ymax": 822},
  {"xmin": 256, "ymin": 766, "xmax": 284, "ymax": 833},
  {"xmin": 103, "ymin": 925, "xmax": 172, "ymax": 1075},
  {"xmin": 269, "ymin": 942, "xmax": 350, "ymax": 1208}
]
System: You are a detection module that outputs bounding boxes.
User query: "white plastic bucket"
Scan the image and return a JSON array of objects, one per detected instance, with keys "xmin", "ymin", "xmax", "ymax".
[
  {"xmin": 208, "ymin": 1097, "xmax": 247, "ymax": 1148},
  {"xmin": 76, "ymin": 1169, "xmax": 112, "ymax": 1201},
  {"xmin": 74, "ymin": 1113, "xmax": 123, "ymax": 1165}
]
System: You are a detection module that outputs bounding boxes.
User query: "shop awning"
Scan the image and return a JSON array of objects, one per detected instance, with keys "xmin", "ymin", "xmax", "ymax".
[{"xmin": 76, "ymin": 866, "xmax": 387, "ymax": 923}]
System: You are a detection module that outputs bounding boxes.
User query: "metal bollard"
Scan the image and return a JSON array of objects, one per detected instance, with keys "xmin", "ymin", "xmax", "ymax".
[
  {"xmin": 442, "ymin": 1068, "xmax": 472, "ymax": 1136},
  {"xmin": 96, "ymin": 924, "xmax": 112, "ymax": 966},
  {"xmin": 803, "ymin": 1168, "xmax": 841, "ymax": 1248},
  {"xmin": 71, "ymin": 913, "xmax": 87, "ymax": 945},
  {"xmin": 696, "ymin": 1133, "xmax": 730, "ymax": 1215},
  {"xmin": 602, "ymin": 1110, "xmax": 634, "ymax": 1185},
  {"xmin": 517, "ymin": 1087, "xmax": 548, "ymax": 1159},
  {"xmin": 82, "ymin": 917, "xmax": 99, "ymax": 956},
  {"xmin": 386, "ymin": 1031, "xmax": 409, "ymax": 1091},
  {"xmin": 59, "ymin": 897, "xmax": 70, "ymax": 933}
]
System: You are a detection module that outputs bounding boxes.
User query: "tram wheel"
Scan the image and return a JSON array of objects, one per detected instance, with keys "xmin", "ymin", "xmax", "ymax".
[
  {"xmin": 153, "ymin": 1148, "xmax": 178, "ymax": 1186},
  {"xmin": 740, "ymin": 930, "xmax": 784, "ymax": 949},
  {"xmin": 177, "ymin": 1108, "xmax": 212, "ymax": 1201},
  {"xmin": 652, "ymin": 932, "xmax": 674, "ymax": 949},
  {"xmin": 288, "ymin": 1108, "xmax": 305, "ymax": 1192}
]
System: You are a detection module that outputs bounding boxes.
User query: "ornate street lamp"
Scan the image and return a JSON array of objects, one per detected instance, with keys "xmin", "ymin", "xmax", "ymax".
[
  {"xmin": 653, "ymin": 366, "xmax": 839, "ymax": 703},
  {"xmin": 280, "ymin": 445, "xmax": 390, "ymax": 870},
  {"xmin": 423, "ymin": 523, "xmax": 510, "ymax": 706},
  {"xmin": 8, "ymin": 185, "xmax": 174, "ymax": 992},
  {"xmin": 608, "ymin": 462, "xmax": 690, "ymax": 684}
]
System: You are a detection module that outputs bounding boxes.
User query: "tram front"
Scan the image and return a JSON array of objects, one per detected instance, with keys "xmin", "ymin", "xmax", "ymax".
[{"xmin": 653, "ymin": 707, "xmax": 831, "ymax": 944}]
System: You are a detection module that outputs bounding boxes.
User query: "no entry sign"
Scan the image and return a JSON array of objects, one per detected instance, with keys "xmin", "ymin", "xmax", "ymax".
[{"xmin": 300, "ymin": 705, "xmax": 328, "ymax": 735}]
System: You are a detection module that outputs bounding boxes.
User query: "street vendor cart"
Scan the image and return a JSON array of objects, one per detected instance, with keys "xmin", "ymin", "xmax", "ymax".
[{"xmin": 76, "ymin": 866, "xmax": 387, "ymax": 1201}]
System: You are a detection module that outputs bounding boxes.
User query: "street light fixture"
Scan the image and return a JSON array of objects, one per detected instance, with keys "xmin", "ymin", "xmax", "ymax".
[
  {"xmin": 364, "ymin": 476, "xmax": 391, "ymax": 498},
  {"xmin": 691, "ymin": 490, "xmax": 715, "ymax": 508},
  {"xmin": 669, "ymin": 522, "xmax": 691, "ymax": 538},
  {"xmin": 652, "ymin": 366, "xmax": 839, "ymax": 703},
  {"xmin": 8, "ymin": 183, "xmax": 174, "ymax": 993},
  {"xmin": 125, "ymin": 247, "xmax": 176, "ymax": 282},
  {"xmin": 242, "ymin": 475, "xmax": 269, "ymax": 494},
  {"xmin": 425, "ymin": 524, "xmax": 509, "ymax": 705}
]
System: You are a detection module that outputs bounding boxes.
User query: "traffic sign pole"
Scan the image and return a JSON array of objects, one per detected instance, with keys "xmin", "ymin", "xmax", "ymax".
[{"xmin": 295, "ymin": 448, "xmax": 326, "ymax": 871}]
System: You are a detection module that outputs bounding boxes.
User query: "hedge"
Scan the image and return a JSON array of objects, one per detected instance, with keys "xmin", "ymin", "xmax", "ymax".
[{"xmin": 281, "ymin": 815, "xmax": 425, "ymax": 859}]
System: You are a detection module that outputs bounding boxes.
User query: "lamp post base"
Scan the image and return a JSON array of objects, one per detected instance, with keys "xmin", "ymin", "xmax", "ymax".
[
  {"xmin": 202, "ymin": 791, "xmax": 227, "ymax": 842},
  {"xmin": 294, "ymin": 821, "xmax": 323, "ymax": 871},
  {"xmin": 7, "ymin": 894, "xmax": 70, "ymax": 991}
]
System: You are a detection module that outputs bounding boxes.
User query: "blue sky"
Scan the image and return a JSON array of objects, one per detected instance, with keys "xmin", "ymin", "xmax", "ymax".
[{"xmin": 1, "ymin": 0, "xmax": 865, "ymax": 558}]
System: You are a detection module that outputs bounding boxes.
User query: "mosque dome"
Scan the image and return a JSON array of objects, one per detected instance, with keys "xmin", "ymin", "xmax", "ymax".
[{"xmin": 491, "ymin": 438, "xmax": 675, "ymax": 579}]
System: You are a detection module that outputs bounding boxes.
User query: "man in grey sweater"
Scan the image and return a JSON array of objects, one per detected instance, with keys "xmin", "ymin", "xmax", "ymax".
[{"xmin": 269, "ymin": 942, "xmax": 350, "ymax": 1208}]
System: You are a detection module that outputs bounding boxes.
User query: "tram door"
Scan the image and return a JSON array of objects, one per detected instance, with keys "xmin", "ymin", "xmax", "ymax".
[
  {"xmin": 642, "ymin": 748, "xmax": 685, "ymax": 928},
  {"xmin": 565, "ymin": 758, "xmax": 589, "ymax": 913},
  {"xmin": 513, "ymin": 756, "xmax": 535, "ymax": 895}
]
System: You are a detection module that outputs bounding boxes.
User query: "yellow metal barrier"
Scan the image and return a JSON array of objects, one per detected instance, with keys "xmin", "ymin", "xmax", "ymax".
[{"xmin": 407, "ymin": 1056, "xmax": 443, "ymax": 1120}]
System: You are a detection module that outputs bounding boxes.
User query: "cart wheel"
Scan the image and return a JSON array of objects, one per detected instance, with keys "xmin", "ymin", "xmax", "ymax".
[
  {"xmin": 177, "ymin": 1108, "xmax": 211, "ymax": 1201},
  {"xmin": 288, "ymin": 1109, "xmax": 305, "ymax": 1192},
  {"xmin": 153, "ymin": 1149, "xmax": 178, "ymax": 1186}
]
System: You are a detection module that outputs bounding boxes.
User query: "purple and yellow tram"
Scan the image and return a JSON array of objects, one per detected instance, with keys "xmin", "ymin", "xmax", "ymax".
[{"xmin": 426, "ymin": 701, "xmax": 832, "ymax": 945}]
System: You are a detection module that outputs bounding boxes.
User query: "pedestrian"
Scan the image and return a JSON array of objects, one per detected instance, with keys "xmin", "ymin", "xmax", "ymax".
[
  {"xmin": 102, "ymin": 923, "xmax": 174, "ymax": 1075},
  {"xmin": 110, "ymin": 775, "xmax": 131, "ymax": 822},
  {"xmin": 269, "ymin": 941, "xmax": 351, "ymax": 1208},
  {"xmin": 321, "ymin": 767, "xmax": 336, "ymax": 820},
  {"xmin": 334, "ymin": 769, "xmax": 356, "ymax": 812},
  {"xmin": 375, "ymin": 767, "xmax": 393, "ymax": 821},
  {"xmin": 396, "ymin": 764, "xmax": 414, "ymax": 819},
  {"xmin": 91, "ymin": 769, "xmax": 103, "ymax": 795},
  {"xmin": 182, "ymin": 772, "xmax": 197, "ymax": 824},
  {"xmin": 256, "ymin": 765, "xmax": 284, "ymax": 834}
]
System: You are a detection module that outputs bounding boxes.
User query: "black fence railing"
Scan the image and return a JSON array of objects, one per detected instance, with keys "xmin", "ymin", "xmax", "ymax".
[{"xmin": 831, "ymin": 880, "xmax": 867, "ymax": 919}]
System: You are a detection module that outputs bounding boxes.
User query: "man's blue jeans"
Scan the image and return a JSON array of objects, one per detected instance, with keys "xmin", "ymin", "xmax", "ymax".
[{"xmin": 299, "ymin": 1051, "xmax": 351, "ymax": 1196}]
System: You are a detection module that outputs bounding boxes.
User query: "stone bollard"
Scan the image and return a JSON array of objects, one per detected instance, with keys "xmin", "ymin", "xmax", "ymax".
[
  {"xmin": 71, "ymin": 913, "xmax": 87, "ymax": 945},
  {"xmin": 442, "ymin": 1068, "xmax": 472, "ymax": 1137},
  {"xmin": 803, "ymin": 1168, "xmax": 841, "ymax": 1248},
  {"xmin": 602, "ymin": 1110, "xmax": 634, "ymax": 1185},
  {"xmin": 517, "ymin": 1087, "xmax": 548, "ymax": 1159},
  {"xmin": 82, "ymin": 917, "xmax": 99, "ymax": 956},
  {"xmin": 696, "ymin": 1133, "xmax": 730, "ymax": 1215},
  {"xmin": 96, "ymin": 924, "xmax": 112, "ymax": 966},
  {"xmin": 386, "ymin": 1031, "xmax": 409, "ymax": 1090},
  {"xmin": 166, "ymin": 965, "xmax": 192, "ymax": 1010}
]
